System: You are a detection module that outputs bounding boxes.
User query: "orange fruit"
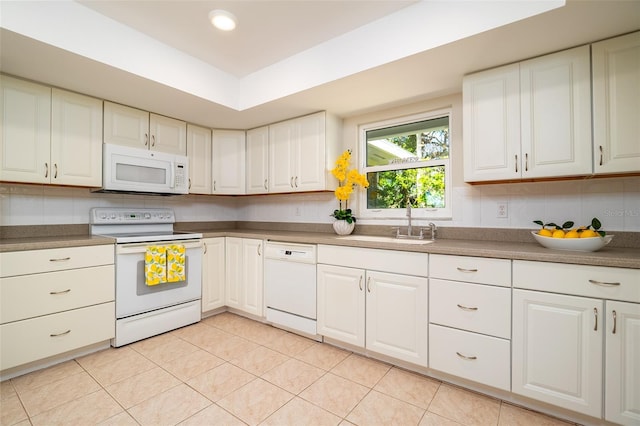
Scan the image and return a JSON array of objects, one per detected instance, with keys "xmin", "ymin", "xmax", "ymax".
[
  {"xmin": 565, "ymin": 230, "xmax": 580, "ymax": 238},
  {"xmin": 538, "ymin": 229, "xmax": 553, "ymax": 237},
  {"xmin": 552, "ymin": 229, "xmax": 565, "ymax": 238},
  {"xmin": 580, "ymin": 229, "xmax": 598, "ymax": 238}
]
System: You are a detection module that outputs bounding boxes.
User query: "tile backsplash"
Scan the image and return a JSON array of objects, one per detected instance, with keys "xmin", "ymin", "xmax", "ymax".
[{"xmin": 1, "ymin": 176, "xmax": 639, "ymax": 232}]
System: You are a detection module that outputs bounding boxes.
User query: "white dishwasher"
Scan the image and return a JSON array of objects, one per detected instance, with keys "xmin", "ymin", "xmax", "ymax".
[{"xmin": 264, "ymin": 242, "xmax": 318, "ymax": 337}]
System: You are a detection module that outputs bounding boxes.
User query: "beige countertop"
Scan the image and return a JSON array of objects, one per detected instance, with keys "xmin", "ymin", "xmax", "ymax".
[{"xmin": 1, "ymin": 228, "xmax": 639, "ymax": 269}]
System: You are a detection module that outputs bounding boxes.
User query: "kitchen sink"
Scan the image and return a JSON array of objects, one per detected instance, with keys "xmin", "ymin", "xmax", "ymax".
[{"xmin": 336, "ymin": 235, "xmax": 434, "ymax": 245}]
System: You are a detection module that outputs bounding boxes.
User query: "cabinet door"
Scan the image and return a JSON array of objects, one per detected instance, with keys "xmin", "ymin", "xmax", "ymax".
[
  {"xmin": 187, "ymin": 124, "xmax": 212, "ymax": 194},
  {"xmin": 0, "ymin": 75, "xmax": 51, "ymax": 184},
  {"xmin": 50, "ymin": 89, "xmax": 102, "ymax": 187},
  {"xmin": 150, "ymin": 113, "xmax": 186, "ymax": 155},
  {"xmin": 593, "ymin": 31, "xmax": 640, "ymax": 174},
  {"xmin": 202, "ymin": 238, "xmax": 225, "ymax": 312},
  {"xmin": 246, "ymin": 126, "xmax": 269, "ymax": 194},
  {"xmin": 366, "ymin": 271, "xmax": 427, "ymax": 366},
  {"xmin": 520, "ymin": 45, "xmax": 592, "ymax": 178},
  {"xmin": 463, "ymin": 63, "xmax": 520, "ymax": 182},
  {"xmin": 605, "ymin": 300, "xmax": 640, "ymax": 425},
  {"xmin": 296, "ymin": 112, "xmax": 326, "ymax": 191},
  {"xmin": 512, "ymin": 289, "xmax": 603, "ymax": 418},
  {"xmin": 103, "ymin": 102, "xmax": 149, "ymax": 149},
  {"xmin": 268, "ymin": 121, "xmax": 296, "ymax": 193},
  {"xmin": 225, "ymin": 237, "xmax": 243, "ymax": 310},
  {"xmin": 242, "ymin": 239, "xmax": 263, "ymax": 317},
  {"xmin": 212, "ymin": 129, "xmax": 246, "ymax": 194},
  {"xmin": 317, "ymin": 264, "xmax": 365, "ymax": 347}
]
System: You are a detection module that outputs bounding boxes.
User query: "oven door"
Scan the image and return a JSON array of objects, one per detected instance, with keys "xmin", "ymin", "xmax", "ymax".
[{"xmin": 115, "ymin": 239, "xmax": 202, "ymax": 318}]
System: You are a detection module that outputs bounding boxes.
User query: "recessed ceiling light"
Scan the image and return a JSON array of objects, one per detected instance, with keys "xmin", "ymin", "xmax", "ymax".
[{"xmin": 208, "ymin": 9, "xmax": 237, "ymax": 31}]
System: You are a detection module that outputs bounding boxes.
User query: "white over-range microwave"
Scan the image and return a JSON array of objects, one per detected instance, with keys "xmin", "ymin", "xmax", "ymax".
[{"xmin": 99, "ymin": 144, "xmax": 189, "ymax": 195}]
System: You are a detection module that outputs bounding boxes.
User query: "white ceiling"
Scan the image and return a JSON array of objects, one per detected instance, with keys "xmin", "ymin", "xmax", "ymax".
[{"xmin": 1, "ymin": 1, "xmax": 639, "ymax": 130}]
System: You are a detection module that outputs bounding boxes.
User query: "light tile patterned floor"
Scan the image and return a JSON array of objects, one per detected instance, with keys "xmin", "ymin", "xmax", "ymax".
[{"xmin": 1, "ymin": 312, "xmax": 579, "ymax": 426}]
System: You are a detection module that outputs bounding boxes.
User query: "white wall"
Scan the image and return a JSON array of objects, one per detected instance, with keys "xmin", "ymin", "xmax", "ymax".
[{"xmin": 1, "ymin": 93, "xmax": 639, "ymax": 231}]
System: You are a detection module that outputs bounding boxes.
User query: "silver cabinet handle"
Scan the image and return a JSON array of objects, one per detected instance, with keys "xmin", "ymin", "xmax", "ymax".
[
  {"xmin": 45, "ymin": 162, "xmax": 49, "ymax": 178},
  {"xmin": 294, "ymin": 176, "xmax": 298, "ymax": 188},
  {"xmin": 188, "ymin": 178, "xmax": 191, "ymax": 189},
  {"xmin": 151, "ymin": 135, "xmax": 156, "ymax": 147},
  {"xmin": 456, "ymin": 267, "xmax": 478, "ymax": 273},
  {"xmin": 599, "ymin": 145, "xmax": 603, "ymax": 166},
  {"xmin": 50, "ymin": 289, "xmax": 71, "ymax": 295},
  {"xmin": 49, "ymin": 257, "xmax": 71, "ymax": 262},
  {"xmin": 213, "ymin": 180, "xmax": 216, "ymax": 191},
  {"xmin": 457, "ymin": 304, "xmax": 478, "ymax": 311},
  {"xmin": 456, "ymin": 352, "xmax": 477, "ymax": 360},
  {"xmin": 525, "ymin": 153, "xmax": 529, "ymax": 172},
  {"xmin": 290, "ymin": 177, "xmax": 294, "ymax": 188},
  {"xmin": 264, "ymin": 179, "xmax": 268, "ymax": 190},
  {"xmin": 257, "ymin": 244, "xmax": 262, "ymax": 256},
  {"xmin": 145, "ymin": 133, "xmax": 148, "ymax": 146},
  {"xmin": 54, "ymin": 163, "xmax": 58, "ymax": 179},
  {"xmin": 358, "ymin": 276, "xmax": 363, "ymax": 291},
  {"xmin": 594, "ymin": 307, "xmax": 598, "ymax": 331},
  {"xmin": 203, "ymin": 242, "xmax": 207, "ymax": 254},
  {"xmin": 50, "ymin": 329, "xmax": 71, "ymax": 337},
  {"xmin": 612, "ymin": 310, "xmax": 617, "ymax": 334},
  {"xmin": 367, "ymin": 276, "xmax": 371, "ymax": 293},
  {"xmin": 515, "ymin": 155, "xmax": 518, "ymax": 173},
  {"xmin": 589, "ymin": 279, "xmax": 621, "ymax": 287}
]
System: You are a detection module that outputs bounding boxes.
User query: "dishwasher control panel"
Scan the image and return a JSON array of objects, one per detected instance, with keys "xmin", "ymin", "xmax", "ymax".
[{"xmin": 264, "ymin": 242, "xmax": 317, "ymax": 264}]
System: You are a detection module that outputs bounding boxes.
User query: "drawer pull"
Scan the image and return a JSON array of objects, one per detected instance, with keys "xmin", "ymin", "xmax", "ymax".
[
  {"xmin": 456, "ymin": 267, "xmax": 478, "ymax": 273},
  {"xmin": 457, "ymin": 304, "xmax": 478, "ymax": 312},
  {"xmin": 456, "ymin": 352, "xmax": 477, "ymax": 361},
  {"xmin": 49, "ymin": 289, "xmax": 71, "ymax": 295},
  {"xmin": 49, "ymin": 257, "xmax": 71, "ymax": 262},
  {"xmin": 594, "ymin": 307, "xmax": 598, "ymax": 331},
  {"xmin": 588, "ymin": 279, "xmax": 620, "ymax": 287},
  {"xmin": 50, "ymin": 329, "xmax": 71, "ymax": 337},
  {"xmin": 612, "ymin": 310, "xmax": 617, "ymax": 335}
]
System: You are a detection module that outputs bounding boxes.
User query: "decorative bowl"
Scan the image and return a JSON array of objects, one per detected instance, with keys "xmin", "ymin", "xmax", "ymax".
[{"xmin": 531, "ymin": 232, "xmax": 614, "ymax": 252}]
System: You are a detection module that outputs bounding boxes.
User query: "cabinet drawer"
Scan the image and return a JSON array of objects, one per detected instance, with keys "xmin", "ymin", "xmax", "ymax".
[
  {"xmin": 0, "ymin": 245, "xmax": 114, "ymax": 277},
  {"xmin": 513, "ymin": 260, "xmax": 640, "ymax": 302},
  {"xmin": 1, "ymin": 265, "xmax": 114, "ymax": 323},
  {"xmin": 0, "ymin": 302, "xmax": 115, "ymax": 371},
  {"xmin": 429, "ymin": 324, "xmax": 510, "ymax": 391},
  {"xmin": 429, "ymin": 279, "xmax": 511, "ymax": 339},
  {"xmin": 430, "ymin": 254, "xmax": 511, "ymax": 287},
  {"xmin": 318, "ymin": 245, "xmax": 427, "ymax": 277}
]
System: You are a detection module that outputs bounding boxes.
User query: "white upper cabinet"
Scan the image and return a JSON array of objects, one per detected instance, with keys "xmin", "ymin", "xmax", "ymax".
[
  {"xmin": 464, "ymin": 45, "xmax": 592, "ymax": 182},
  {"xmin": 246, "ymin": 126, "xmax": 269, "ymax": 194},
  {"xmin": 592, "ymin": 31, "xmax": 640, "ymax": 174},
  {"xmin": 212, "ymin": 129, "xmax": 246, "ymax": 194},
  {"xmin": 1, "ymin": 75, "xmax": 51, "ymax": 184},
  {"xmin": 187, "ymin": 124, "xmax": 212, "ymax": 194},
  {"xmin": 104, "ymin": 101, "xmax": 186, "ymax": 155},
  {"xmin": 0, "ymin": 76, "xmax": 102, "ymax": 187},
  {"xmin": 520, "ymin": 45, "xmax": 592, "ymax": 178},
  {"xmin": 269, "ymin": 111, "xmax": 340, "ymax": 193},
  {"xmin": 463, "ymin": 63, "xmax": 520, "ymax": 182}
]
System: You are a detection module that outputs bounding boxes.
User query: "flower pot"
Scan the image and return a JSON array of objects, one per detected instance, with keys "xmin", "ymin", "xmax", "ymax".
[{"xmin": 333, "ymin": 220, "xmax": 355, "ymax": 236}]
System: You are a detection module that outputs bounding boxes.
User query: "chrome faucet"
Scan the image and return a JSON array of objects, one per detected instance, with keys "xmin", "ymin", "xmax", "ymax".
[{"xmin": 406, "ymin": 204, "xmax": 413, "ymax": 237}]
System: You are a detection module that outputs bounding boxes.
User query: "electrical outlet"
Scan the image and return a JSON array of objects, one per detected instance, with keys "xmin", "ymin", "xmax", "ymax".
[{"xmin": 497, "ymin": 201, "xmax": 508, "ymax": 218}]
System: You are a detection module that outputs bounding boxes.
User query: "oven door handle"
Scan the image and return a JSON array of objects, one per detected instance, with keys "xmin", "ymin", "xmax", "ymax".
[{"xmin": 116, "ymin": 240, "xmax": 203, "ymax": 254}]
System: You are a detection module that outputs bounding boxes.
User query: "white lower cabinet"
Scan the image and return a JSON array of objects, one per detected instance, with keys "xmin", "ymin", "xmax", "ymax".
[
  {"xmin": 225, "ymin": 237, "xmax": 263, "ymax": 317},
  {"xmin": 513, "ymin": 260, "xmax": 640, "ymax": 423},
  {"xmin": 512, "ymin": 289, "xmax": 603, "ymax": 418},
  {"xmin": 201, "ymin": 237, "xmax": 225, "ymax": 312},
  {"xmin": 317, "ymin": 245, "xmax": 428, "ymax": 366},
  {"xmin": 605, "ymin": 300, "xmax": 640, "ymax": 425},
  {"xmin": 0, "ymin": 245, "xmax": 115, "ymax": 372}
]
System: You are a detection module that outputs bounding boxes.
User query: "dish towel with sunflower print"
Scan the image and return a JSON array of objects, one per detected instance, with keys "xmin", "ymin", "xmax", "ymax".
[{"xmin": 144, "ymin": 244, "xmax": 186, "ymax": 286}]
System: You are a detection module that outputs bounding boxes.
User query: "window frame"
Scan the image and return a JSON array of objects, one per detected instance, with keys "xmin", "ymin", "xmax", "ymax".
[{"xmin": 357, "ymin": 108, "xmax": 452, "ymax": 220}]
